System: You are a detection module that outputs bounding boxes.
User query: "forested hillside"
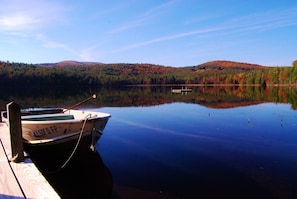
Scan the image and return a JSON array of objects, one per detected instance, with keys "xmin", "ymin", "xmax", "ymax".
[{"xmin": 0, "ymin": 60, "xmax": 296, "ymax": 87}]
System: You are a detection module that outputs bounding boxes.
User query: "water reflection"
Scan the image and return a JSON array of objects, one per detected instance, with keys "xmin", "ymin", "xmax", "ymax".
[
  {"xmin": 25, "ymin": 136, "xmax": 113, "ymax": 199},
  {"xmin": 96, "ymin": 103, "xmax": 297, "ymax": 199},
  {"xmin": 3, "ymin": 86, "xmax": 297, "ymax": 198},
  {"xmin": 1, "ymin": 86, "xmax": 297, "ymax": 110}
]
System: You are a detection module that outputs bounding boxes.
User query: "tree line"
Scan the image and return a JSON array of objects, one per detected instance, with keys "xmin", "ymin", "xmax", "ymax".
[{"xmin": 1, "ymin": 60, "xmax": 297, "ymax": 87}]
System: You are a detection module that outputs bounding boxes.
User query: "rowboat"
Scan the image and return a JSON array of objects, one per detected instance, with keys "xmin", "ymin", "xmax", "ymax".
[{"xmin": 1, "ymin": 108, "xmax": 111, "ymax": 145}]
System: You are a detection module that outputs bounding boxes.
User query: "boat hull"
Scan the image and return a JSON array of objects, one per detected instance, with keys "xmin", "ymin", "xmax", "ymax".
[
  {"xmin": 2, "ymin": 109, "xmax": 111, "ymax": 145},
  {"xmin": 22, "ymin": 117, "xmax": 109, "ymax": 145}
]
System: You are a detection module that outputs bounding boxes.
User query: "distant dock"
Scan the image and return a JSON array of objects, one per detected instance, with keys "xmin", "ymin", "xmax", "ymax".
[
  {"xmin": 0, "ymin": 123, "xmax": 60, "ymax": 198},
  {"xmin": 171, "ymin": 87, "xmax": 192, "ymax": 93}
]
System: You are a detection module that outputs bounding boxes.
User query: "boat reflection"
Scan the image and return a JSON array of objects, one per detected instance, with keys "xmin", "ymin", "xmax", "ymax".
[{"xmin": 25, "ymin": 135, "xmax": 113, "ymax": 199}]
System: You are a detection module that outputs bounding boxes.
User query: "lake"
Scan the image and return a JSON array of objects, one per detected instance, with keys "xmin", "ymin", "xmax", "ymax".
[{"xmin": 2, "ymin": 86, "xmax": 297, "ymax": 198}]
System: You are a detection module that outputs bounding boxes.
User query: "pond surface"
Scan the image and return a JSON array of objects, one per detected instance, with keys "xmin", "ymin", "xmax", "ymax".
[
  {"xmin": 92, "ymin": 102, "xmax": 297, "ymax": 199},
  {"xmin": 2, "ymin": 86, "xmax": 297, "ymax": 198}
]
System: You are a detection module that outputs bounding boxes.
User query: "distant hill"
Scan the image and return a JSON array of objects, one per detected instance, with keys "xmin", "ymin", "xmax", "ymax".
[
  {"xmin": 185, "ymin": 60, "xmax": 267, "ymax": 71},
  {"xmin": 36, "ymin": 60, "xmax": 267, "ymax": 70},
  {"xmin": 57, "ymin": 60, "xmax": 103, "ymax": 66},
  {"xmin": 38, "ymin": 60, "xmax": 103, "ymax": 67},
  {"xmin": 200, "ymin": 60, "xmax": 266, "ymax": 68}
]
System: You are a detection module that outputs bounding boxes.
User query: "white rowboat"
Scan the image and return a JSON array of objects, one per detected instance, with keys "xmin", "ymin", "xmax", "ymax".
[{"xmin": 1, "ymin": 109, "xmax": 111, "ymax": 145}]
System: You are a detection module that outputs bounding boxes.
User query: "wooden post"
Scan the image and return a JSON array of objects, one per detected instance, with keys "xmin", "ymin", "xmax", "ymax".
[{"xmin": 7, "ymin": 102, "xmax": 25, "ymax": 163}]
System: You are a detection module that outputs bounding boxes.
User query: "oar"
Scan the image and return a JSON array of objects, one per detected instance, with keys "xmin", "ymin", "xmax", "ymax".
[{"xmin": 63, "ymin": 94, "xmax": 97, "ymax": 112}]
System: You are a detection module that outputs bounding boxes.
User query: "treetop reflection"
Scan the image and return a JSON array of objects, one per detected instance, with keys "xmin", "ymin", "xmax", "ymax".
[{"xmin": 1, "ymin": 86, "xmax": 297, "ymax": 110}]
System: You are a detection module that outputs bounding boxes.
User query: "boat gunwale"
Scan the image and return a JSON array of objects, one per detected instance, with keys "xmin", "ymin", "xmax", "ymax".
[
  {"xmin": 13, "ymin": 109, "xmax": 111, "ymax": 124},
  {"xmin": 21, "ymin": 115, "xmax": 110, "ymax": 125}
]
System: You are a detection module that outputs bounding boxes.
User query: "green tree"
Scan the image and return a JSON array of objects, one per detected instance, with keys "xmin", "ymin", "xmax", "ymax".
[{"xmin": 293, "ymin": 60, "xmax": 297, "ymax": 68}]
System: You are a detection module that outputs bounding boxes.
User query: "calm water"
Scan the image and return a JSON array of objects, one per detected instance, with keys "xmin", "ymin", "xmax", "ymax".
[
  {"xmin": 3, "ymin": 86, "xmax": 297, "ymax": 198},
  {"xmin": 92, "ymin": 103, "xmax": 297, "ymax": 199}
]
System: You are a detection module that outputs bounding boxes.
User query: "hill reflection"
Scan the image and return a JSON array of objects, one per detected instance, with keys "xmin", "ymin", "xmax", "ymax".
[{"xmin": 1, "ymin": 86, "xmax": 297, "ymax": 110}]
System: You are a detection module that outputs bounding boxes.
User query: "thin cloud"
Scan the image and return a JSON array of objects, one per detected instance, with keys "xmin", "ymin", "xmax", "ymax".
[
  {"xmin": 36, "ymin": 34, "xmax": 76, "ymax": 55},
  {"xmin": 227, "ymin": 7, "xmax": 297, "ymax": 32},
  {"xmin": 117, "ymin": 26, "xmax": 227, "ymax": 52},
  {"xmin": 0, "ymin": 14, "xmax": 40, "ymax": 31},
  {"xmin": 109, "ymin": 17, "xmax": 148, "ymax": 34},
  {"xmin": 183, "ymin": 14, "xmax": 220, "ymax": 25},
  {"xmin": 142, "ymin": 0, "xmax": 177, "ymax": 17},
  {"xmin": 110, "ymin": 0, "xmax": 177, "ymax": 34},
  {"xmin": 0, "ymin": 0, "xmax": 68, "ymax": 32},
  {"xmin": 36, "ymin": 33, "xmax": 102, "ymax": 62},
  {"xmin": 78, "ymin": 45, "xmax": 102, "ymax": 61},
  {"xmin": 114, "ymin": 7, "xmax": 297, "ymax": 53}
]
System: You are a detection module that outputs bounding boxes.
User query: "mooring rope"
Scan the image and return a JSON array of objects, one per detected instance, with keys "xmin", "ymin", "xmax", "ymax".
[
  {"xmin": 60, "ymin": 113, "xmax": 91, "ymax": 169},
  {"xmin": 46, "ymin": 113, "xmax": 92, "ymax": 173}
]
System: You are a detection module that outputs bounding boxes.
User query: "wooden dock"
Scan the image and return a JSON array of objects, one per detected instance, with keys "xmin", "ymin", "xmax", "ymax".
[{"xmin": 0, "ymin": 122, "xmax": 60, "ymax": 199}]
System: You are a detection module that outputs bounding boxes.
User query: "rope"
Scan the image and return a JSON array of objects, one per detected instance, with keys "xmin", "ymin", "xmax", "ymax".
[
  {"xmin": 45, "ymin": 113, "xmax": 92, "ymax": 173},
  {"xmin": 60, "ymin": 113, "xmax": 91, "ymax": 169}
]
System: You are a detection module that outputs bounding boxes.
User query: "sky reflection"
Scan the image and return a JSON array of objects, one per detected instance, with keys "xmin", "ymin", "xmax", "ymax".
[{"xmin": 93, "ymin": 102, "xmax": 297, "ymax": 198}]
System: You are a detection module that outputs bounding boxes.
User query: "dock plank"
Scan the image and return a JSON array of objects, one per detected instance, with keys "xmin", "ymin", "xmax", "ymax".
[
  {"xmin": 0, "ymin": 123, "xmax": 60, "ymax": 199},
  {"xmin": 0, "ymin": 140, "xmax": 24, "ymax": 198}
]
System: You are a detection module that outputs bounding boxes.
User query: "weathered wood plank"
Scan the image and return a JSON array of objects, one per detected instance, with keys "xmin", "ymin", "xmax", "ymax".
[
  {"xmin": 10, "ymin": 159, "xmax": 60, "ymax": 199},
  {"xmin": 0, "ymin": 123, "xmax": 60, "ymax": 198},
  {"xmin": 0, "ymin": 123, "xmax": 12, "ymax": 158},
  {"xmin": 0, "ymin": 139, "xmax": 24, "ymax": 198}
]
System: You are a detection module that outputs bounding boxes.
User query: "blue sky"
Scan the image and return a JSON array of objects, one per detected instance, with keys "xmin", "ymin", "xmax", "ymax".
[{"xmin": 0, "ymin": 0, "xmax": 296, "ymax": 67}]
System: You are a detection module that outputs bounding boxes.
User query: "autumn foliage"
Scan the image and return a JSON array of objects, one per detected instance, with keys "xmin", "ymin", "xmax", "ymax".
[{"xmin": 0, "ymin": 60, "xmax": 296, "ymax": 87}]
